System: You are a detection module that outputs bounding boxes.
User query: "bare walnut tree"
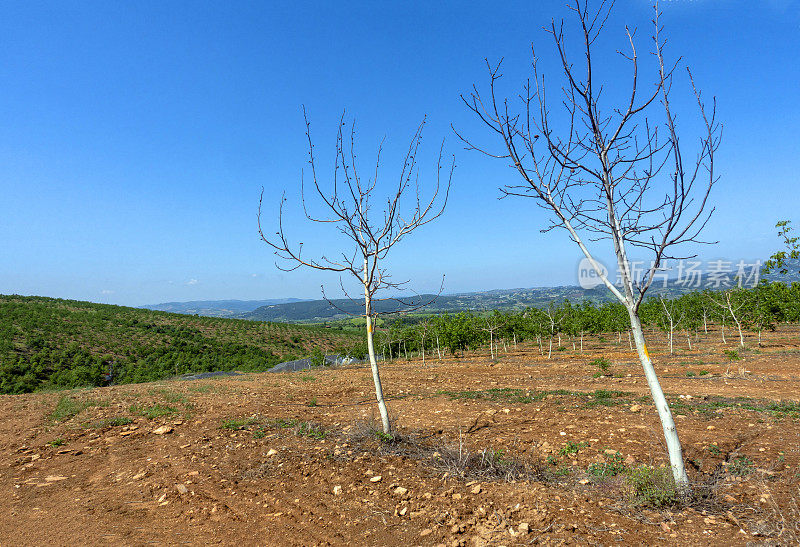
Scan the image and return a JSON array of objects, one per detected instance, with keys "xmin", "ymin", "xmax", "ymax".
[
  {"xmin": 259, "ymin": 108, "xmax": 453, "ymax": 435},
  {"xmin": 457, "ymin": 0, "xmax": 720, "ymax": 486}
]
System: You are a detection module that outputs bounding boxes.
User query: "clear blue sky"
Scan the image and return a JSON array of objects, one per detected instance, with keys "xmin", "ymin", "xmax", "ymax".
[{"xmin": 1, "ymin": 0, "xmax": 798, "ymax": 306}]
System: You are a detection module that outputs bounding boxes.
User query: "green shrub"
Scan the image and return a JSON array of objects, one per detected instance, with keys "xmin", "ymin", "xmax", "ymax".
[
  {"xmin": 588, "ymin": 452, "xmax": 626, "ymax": 477},
  {"xmin": 589, "ymin": 357, "xmax": 611, "ymax": 374},
  {"xmin": 730, "ymin": 455, "xmax": 753, "ymax": 476},
  {"xmin": 627, "ymin": 465, "xmax": 677, "ymax": 507},
  {"xmin": 560, "ymin": 441, "xmax": 589, "ymax": 456},
  {"xmin": 723, "ymin": 349, "xmax": 740, "ymax": 361}
]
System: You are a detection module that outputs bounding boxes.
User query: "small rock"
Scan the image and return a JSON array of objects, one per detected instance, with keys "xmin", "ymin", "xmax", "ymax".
[
  {"xmin": 518, "ymin": 522, "xmax": 530, "ymax": 534},
  {"xmin": 266, "ymin": 449, "xmax": 278, "ymax": 457},
  {"xmin": 370, "ymin": 475, "xmax": 382, "ymax": 483},
  {"xmin": 152, "ymin": 425, "xmax": 173, "ymax": 435},
  {"xmin": 630, "ymin": 404, "xmax": 642, "ymax": 413},
  {"xmin": 333, "ymin": 485, "xmax": 342, "ymax": 495},
  {"xmin": 707, "ymin": 425, "xmax": 716, "ymax": 431},
  {"xmin": 132, "ymin": 472, "xmax": 146, "ymax": 480},
  {"xmin": 399, "ymin": 506, "xmax": 408, "ymax": 516},
  {"xmin": 452, "ymin": 493, "xmax": 462, "ymax": 500},
  {"xmin": 471, "ymin": 485, "xmax": 481, "ymax": 494},
  {"xmin": 45, "ymin": 475, "xmax": 67, "ymax": 482},
  {"xmin": 420, "ymin": 529, "xmax": 432, "ymax": 537},
  {"xmin": 394, "ymin": 486, "xmax": 408, "ymax": 495},
  {"xmin": 176, "ymin": 484, "xmax": 188, "ymax": 494}
]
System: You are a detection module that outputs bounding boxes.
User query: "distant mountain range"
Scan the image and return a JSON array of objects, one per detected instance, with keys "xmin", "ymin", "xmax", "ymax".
[
  {"xmin": 141, "ymin": 298, "xmax": 307, "ymax": 317},
  {"xmin": 142, "ymin": 261, "xmax": 800, "ymax": 323}
]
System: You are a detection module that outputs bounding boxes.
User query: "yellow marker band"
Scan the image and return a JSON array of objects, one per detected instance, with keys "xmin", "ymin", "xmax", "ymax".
[
  {"xmin": 643, "ymin": 344, "xmax": 650, "ymax": 360},
  {"xmin": 367, "ymin": 324, "xmax": 373, "ymax": 333}
]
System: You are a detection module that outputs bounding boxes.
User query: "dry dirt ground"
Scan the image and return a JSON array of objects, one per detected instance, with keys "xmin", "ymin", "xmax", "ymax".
[{"xmin": 1, "ymin": 326, "xmax": 799, "ymax": 546}]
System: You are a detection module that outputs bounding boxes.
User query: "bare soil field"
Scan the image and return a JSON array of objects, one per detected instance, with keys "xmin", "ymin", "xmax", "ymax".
[{"xmin": 2, "ymin": 326, "xmax": 799, "ymax": 545}]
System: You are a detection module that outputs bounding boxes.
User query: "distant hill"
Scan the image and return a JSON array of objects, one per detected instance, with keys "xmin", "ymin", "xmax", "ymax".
[
  {"xmin": 0, "ymin": 295, "xmax": 358, "ymax": 393},
  {"xmin": 142, "ymin": 298, "xmax": 308, "ymax": 318},
  {"xmin": 242, "ymin": 284, "xmax": 695, "ymax": 323}
]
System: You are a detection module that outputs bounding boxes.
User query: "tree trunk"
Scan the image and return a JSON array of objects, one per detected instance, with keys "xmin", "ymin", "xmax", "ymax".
[
  {"xmin": 580, "ymin": 332, "xmax": 584, "ymax": 353},
  {"xmin": 628, "ymin": 330, "xmax": 633, "ymax": 350},
  {"xmin": 421, "ymin": 334, "xmax": 426, "ymax": 367},
  {"xmin": 686, "ymin": 330, "xmax": 692, "ymax": 351},
  {"xmin": 364, "ymin": 293, "xmax": 391, "ymax": 435},
  {"xmin": 513, "ymin": 333, "xmax": 517, "ymax": 349},
  {"xmin": 548, "ymin": 337, "xmax": 553, "ymax": 359},
  {"xmin": 537, "ymin": 335, "xmax": 543, "ymax": 355},
  {"xmin": 628, "ymin": 310, "xmax": 689, "ymax": 487},
  {"xmin": 436, "ymin": 335, "xmax": 442, "ymax": 360},
  {"xmin": 721, "ymin": 322, "xmax": 726, "ymax": 344}
]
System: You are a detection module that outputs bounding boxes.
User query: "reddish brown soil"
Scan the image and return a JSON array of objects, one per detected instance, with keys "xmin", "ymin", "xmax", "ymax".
[{"xmin": 2, "ymin": 326, "xmax": 799, "ymax": 545}]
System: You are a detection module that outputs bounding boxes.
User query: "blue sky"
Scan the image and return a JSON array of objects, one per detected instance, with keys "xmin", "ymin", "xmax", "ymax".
[{"xmin": 1, "ymin": 0, "xmax": 798, "ymax": 307}]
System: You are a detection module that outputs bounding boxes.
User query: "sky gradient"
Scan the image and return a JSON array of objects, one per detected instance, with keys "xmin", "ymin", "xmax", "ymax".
[{"xmin": 1, "ymin": 0, "xmax": 798, "ymax": 306}]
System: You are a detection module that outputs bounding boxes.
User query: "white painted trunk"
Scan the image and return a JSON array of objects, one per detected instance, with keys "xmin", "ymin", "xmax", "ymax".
[
  {"xmin": 365, "ymin": 313, "xmax": 391, "ymax": 435},
  {"xmin": 629, "ymin": 311, "xmax": 688, "ymax": 487}
]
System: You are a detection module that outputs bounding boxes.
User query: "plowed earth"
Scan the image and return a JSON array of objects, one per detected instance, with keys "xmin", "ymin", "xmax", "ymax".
[{"xmin": 2, "ymin": 326, "xmax": 799, "ymax": 546}]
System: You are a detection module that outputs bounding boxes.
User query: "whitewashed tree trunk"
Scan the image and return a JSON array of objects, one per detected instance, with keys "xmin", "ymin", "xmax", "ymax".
[
  {"xmin": 365, "ymin": 292, "xmax": 390, "ymax": 435},
  {"xmin": 436, "ymin": 335, "xmax": 441, "ymax": 360},
  {"xmin": 629, "ymin": 311, "xmax": 688, "ymax": 486}
]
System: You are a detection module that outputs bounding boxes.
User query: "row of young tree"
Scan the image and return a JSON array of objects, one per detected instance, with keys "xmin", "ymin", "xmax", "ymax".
[
  {"xmin": 371, "ymin": 281, "xmax": 800, "ymax": 361},
  {"xmin": 261, "ymin": 0, "xmax": 721, "ymax": 485}
]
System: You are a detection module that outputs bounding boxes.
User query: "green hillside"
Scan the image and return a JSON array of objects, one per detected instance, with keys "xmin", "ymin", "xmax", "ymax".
[{"xmin": 0, "ymin": 295, "xmax": 359, "ymax": 394}]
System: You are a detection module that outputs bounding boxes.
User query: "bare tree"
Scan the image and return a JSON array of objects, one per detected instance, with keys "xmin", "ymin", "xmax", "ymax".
[
  {"xmin": 259, "ymin": 108, "xmax": 453, "ymax": 435},
  {"xmin": 457, "ymin": 0, "xmax": 720, "ymax": 486}
]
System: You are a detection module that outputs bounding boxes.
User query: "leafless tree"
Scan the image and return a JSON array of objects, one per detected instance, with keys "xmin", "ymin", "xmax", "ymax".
[
  {"xmin": 259, "ymin": 108, "xmax": 453, "ymax": 435},
  {"xmin": 457, "ymin": 0, "xmax": 720, "ymax": 486}
]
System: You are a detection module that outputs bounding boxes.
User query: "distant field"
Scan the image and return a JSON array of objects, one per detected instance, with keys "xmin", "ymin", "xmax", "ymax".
[{"xmin": 0, "ymin": 295, "xmax": 360, "ymax": 393}]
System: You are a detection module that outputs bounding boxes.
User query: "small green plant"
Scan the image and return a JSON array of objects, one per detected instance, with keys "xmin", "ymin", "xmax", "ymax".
[
  {"xmin": 299, "ymin": 374, "xmax": 316, "ymax": 382},
  {"xmin": 295, "ymin": 421, "xmax": 327, "ymax": 440},
  {"xmin": 546, "ymin": 454, "xmax": 559, "ymax": 466},
  {"xmin": 253, "ymin": 428, "xmax": 266, "ymax": 439},
  {"xmin": 130, "ymin": 403, "xmax": 178, "ymax": 419},
  {"xmin": 307, "ymin": 397, "xmax": 318, "ymax": 407},
  {"xmin": 553, "ymin": 465, "xmax": 572, "ymax": 477},
  {"xmin": 588, "ymin": 452, "xmax": 626, "ymax": 478},
  {"xmin": 730, "ymin": 455, "xmax": 753, "ymax": 476},
  {"xmin": 48, "ymin": 438, "xmax": 65, "ymax": 447},
  {"xmin": 627, "ymin": 465, "xmax": 677, "ymax": 507},
  {"xmin": 699, "ymin": 370, "xmax": 710, "ymax": 376},
  {"xmin": 706, "ymin": 444, "xmax": 721, "ymax": 455},
  {"xmin": 560, "ymin": 441, "xmax": 589, "ymax": 456},
  {"xmin": 88, "ymin": 417, "xmax": 133, "ymax": 428},
  {"xmin": 49, "ymin": 396, "xmax": 103, "ymax": 422},
  {"xmin": 724, "ymin": 349, "xmax": 740, "ymax": 361},
  {"xmin": 686, "ymin": 371, "xmax": 696, "ymax": 377},
  {"xmin": 557, "ymin": 346, "xmax": 567, "ymax": 352},
  {"xmin": 590, "ymin": 357, "xmax": 611, "ymax": 373}
]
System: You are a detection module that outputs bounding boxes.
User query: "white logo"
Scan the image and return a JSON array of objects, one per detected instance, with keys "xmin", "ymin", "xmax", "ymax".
[{"xmin": 577, "ymin": 257, "xmax": 607, "ymax": 289}]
